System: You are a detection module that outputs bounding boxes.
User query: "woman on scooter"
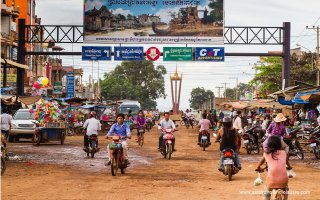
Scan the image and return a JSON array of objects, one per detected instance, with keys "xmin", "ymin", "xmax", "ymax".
[
  {"xmin": 256, "ymin": 135, "xmax": 292, "ymax": 200},
  {"xmin": 136, "ymin": 110, "xmax": 146, "ymax": 141}
]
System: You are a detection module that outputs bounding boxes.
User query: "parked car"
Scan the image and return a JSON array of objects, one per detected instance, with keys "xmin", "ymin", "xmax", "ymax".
[{"xmin": 9, "ymin": 109, "xmax": 36, "ymax": 142}]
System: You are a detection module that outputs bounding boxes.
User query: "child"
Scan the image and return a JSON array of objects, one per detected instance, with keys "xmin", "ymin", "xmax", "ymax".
[{"xmin": 256, "ymin": 136, "xmax": 292, "ymax": 200}]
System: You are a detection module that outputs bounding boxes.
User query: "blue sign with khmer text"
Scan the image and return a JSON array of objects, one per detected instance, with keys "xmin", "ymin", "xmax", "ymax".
[
  {"xmin": 82, "ymin": 46, "xmax": 111, "ymax": 61},
  {"xmin": 114, "ymin": 47, "xmax": 144, "ymax": 61}
]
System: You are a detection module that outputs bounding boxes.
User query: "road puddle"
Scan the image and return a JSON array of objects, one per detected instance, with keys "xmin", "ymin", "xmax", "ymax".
[{"xmin": 9, "ymin": 143, "xmax": 153, "ymax": 172}]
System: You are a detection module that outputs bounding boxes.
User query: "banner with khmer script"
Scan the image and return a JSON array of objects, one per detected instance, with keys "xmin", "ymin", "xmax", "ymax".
[{"xmin": 84, "ymin": 0, "xmax": 224, "ymax": 44}]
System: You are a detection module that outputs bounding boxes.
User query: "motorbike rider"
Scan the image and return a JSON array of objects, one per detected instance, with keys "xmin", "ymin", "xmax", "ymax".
[
  {"xmin": 158, "ymin": 112, "xmax": 176, "ymax": 151},
  {"xmin": 197, "ymin": 113, "xmax": 212, "ymax": 145},
  {"xmin": 145, "ymin": 110, "xmax": 153, "ymax": 125},
  {"xmin": 83, "ymin": 111, "xmax": 101, "ymax": 151},
  {"xmin": 264, "ymin": 113, "xmax": 289, "ymax": 154},
  {"xmin": 252, "ymin": 115, "xmax": 263, "ymax": 144},
  {"xmin": 216, "ymin": 116, "xmax": 241, "ymax": 171},
  {"xmin": 106, "ymin": 113, "xmax": 131, "ymax": 165},
  {"xmin": 185, "ymin": 109, "xmax": 194, "ymax": 128},
  {"xmin": 136, "ymin": 110, "xmax": 146, "ymax": 141},
  {"xmin": 256, "ymin": 135, "xmax": 292, "ymax": 200},
  {"xmin": 1, "ymin": 109, "xmax": 12, "ymax": 141}
]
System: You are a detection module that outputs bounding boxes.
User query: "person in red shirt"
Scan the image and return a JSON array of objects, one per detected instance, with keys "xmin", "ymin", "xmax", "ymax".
[{"xmin": 197, "ymin": 113, "xmax": 212, "ymax": 145}]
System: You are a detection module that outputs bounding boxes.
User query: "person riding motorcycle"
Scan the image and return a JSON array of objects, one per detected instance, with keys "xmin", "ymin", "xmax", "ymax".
[
  {"xmin": 184, "ymin": 109, "xmax": 194, "ymax": 128},
  {"xmin": 136, "ymin": 110, "xmax": 146, "ymax": 141},
  {"xmin": 216, "ymin": 116, "xmax": 241, "ymax": 171},
  {"xmin": 83, "ymin": 111, "xmax": 101, "ymax": 151},
  {"xmin": 106, "ymin": 113, "xmax": 131, "ymax": 165},
  {"xmin": 256, "ymin": 135, "xmax": 292, "ymax": 200},
  {"xmin": 197, "ymin": 113, "xmax": 212, "ymax": 145},
  {"xmin": 158, "ymin": 112, "xmax": 176, "ymax": 151},
  {"xmin": 263, "ymin": 113, "xmax": 289, "ymax": 154}
]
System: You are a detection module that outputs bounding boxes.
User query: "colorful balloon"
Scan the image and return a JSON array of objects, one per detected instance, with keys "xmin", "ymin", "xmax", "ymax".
[
  {"xmin": 42, "ymin": 77, "xmax": 49, "ymax": 86},
  {"xmin": 33, "ymin": 81, "xmax": 40, "ymax": 89}
]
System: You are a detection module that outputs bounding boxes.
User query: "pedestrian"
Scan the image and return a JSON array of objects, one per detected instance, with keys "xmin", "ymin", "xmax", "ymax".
[{"xmin": 1, "ymin": 108, "xmax": 13, "ymax": 141}]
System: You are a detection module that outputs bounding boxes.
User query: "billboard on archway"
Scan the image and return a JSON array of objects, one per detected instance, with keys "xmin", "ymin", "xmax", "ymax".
[{"xmin": 84, "ymin": 0, "xmax": 224, "ymax": 44}]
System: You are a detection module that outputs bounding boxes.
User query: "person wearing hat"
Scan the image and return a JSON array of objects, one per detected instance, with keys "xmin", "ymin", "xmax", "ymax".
[
  {"xmin": 263, "ymin": 113, "xmax": 289, "ymax": 154},
  {"xmin": 216, "ymin": 116, "xmax": 241, "ymax": 171},
  {"xmin": 83, "ymin": 111, "xmax": 101, "ymax": 151}
]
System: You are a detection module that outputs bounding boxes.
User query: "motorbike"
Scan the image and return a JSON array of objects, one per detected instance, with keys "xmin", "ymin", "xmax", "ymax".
[
  {"xmin": 137, "ymin": 126, "xmax": 145, "ymax": 147},
  {"xmin": 308, "ymin": 129, "xmax": 320, "ymax": 159},
  {"xmin": 146, "ymin": 118, "xmax": 153, "ymax": 131},
  {"xmin": 199, "ymin": 130, "xmax": 210, "ymax": 151},
  {"xmin": 109, "ymin": 136, "xmax": 127, "ymax": 176},
  {"xmin": 181, "ymin": 116, "xmax": 190, "ymax": 129},
  {"xmin": 283, "ymin": 129, "xmax": 304, "ymax": 160},
  {"xmin": 84, "ymin": 134, "xmax": 100, "ymax": 158},
  {"xmin": 220, "ymin": 148, "xmax": 239, "ymax": 181},
  {"xmin": 160, "ymin": 128, "xmax": 175, "ymax": 160},
  {"xmin": 1, "ymin": 134, "xmax": 7, "ymax": 175},
  {"xmin": 242, "ymin": 127, "xmax": 260, "ymax": 154}
]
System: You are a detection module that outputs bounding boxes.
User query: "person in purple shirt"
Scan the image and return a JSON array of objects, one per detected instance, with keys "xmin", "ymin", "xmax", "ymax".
[
  {"xmin": 263, "ymin": 113, "xmax": 289, "ymax": 153},
  {"xmin": 136, "ymin": 110, "xmax": 146, "ymax": 141},
  {"xmin": 105, "ymin": 113, "xmax": 131, "ymax": 166}
]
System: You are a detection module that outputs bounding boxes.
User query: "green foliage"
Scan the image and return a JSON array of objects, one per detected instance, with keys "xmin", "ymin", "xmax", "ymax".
[
  {"xmin": 189, "ymin": 87, "xmax": 214, "ymax": 109},
  {"xmin": 249, "ymin": 53, "xmax": 317, "ymax": 98},
  {"xmin": 208, "ymin": 0, "xmax": 223, "ymax": 22},
  {"xmin": 100, "ymin": 60, "xmax": 167, "ymax": 109}
]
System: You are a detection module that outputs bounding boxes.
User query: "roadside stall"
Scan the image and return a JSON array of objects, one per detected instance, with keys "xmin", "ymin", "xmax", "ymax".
[{"xmin": 29, "ymin": 99, "xmax": 67, "ymax": 145}]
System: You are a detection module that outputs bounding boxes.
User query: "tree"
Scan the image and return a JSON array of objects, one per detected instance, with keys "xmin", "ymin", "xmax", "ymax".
[
  {"xmin": 100, "ymin": 60, "xmax": 167, "ymax": 109},
  {"xmin": 208, "ymin": 0, "xmax": 223, "ymax": 22},
  {"xmin": 223, "ymin": 88, "xmax": 235, "ymax": 99},
  {"xmin": 189, "ymin": 87, "xmax": 214, "ymax": 109},
  {"xmin": 249, "ymin": 53, "xmax": 317, "ymax": 98}
]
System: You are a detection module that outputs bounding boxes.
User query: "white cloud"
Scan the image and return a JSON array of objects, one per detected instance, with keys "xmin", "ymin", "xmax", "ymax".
[
  {"xmin": 85, "ymin": 0, "xmax": 104, "ymax": 11},
  {"xmin": 155, "ymin": 7, "xmax": 181, "ymax": 24},
  {"xmin": 110, "ymin": 8, "xmax": 133, "ymax": 16}
]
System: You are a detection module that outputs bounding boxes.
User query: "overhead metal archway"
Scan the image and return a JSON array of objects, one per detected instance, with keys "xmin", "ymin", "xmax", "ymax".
[{"xmin": 16, "ymin": 19, "xmax": 290, "ymax": 96}]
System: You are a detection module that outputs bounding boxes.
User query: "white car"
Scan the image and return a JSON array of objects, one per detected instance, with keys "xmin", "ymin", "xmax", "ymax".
[{"xmin": 10, "ymin": 109, "xmax": 36, "ymax": 142}]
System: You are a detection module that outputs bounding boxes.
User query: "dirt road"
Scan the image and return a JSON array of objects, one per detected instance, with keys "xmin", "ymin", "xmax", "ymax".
[{"xmin": 2, "ymin": 126, "xmax": 320, "ymax": 200}]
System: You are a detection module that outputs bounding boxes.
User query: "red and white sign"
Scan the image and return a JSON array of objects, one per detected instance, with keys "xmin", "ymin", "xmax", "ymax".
[{"xmin": 146, "ymin": 47, "xmax": 160, "ymax": 61}]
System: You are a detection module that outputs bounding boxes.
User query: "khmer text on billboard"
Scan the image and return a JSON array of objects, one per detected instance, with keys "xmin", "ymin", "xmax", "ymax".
[{"xmin": 84, "ymin": 0, "xmax": 224, "ymax": 44}]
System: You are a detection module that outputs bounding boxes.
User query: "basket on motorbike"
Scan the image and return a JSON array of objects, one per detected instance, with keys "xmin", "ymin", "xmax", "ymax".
[{"xmin": 109, "ymin": 142, "xmax": 123, "ymax": 150}]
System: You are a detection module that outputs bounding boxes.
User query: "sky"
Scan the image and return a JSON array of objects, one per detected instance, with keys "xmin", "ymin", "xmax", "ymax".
[{"xmin": 36, "ymin": 0, "xmax": 320, "ymax": 111}]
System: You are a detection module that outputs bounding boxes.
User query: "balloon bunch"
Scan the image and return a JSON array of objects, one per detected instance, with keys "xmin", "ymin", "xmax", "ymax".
[
  {"xmin": 30, "ymin": 100, "xmax": 61, "ymax": 126},
  {"xmin": 33, "ymin": 77, "xmax": 49, "ymax": 95}
]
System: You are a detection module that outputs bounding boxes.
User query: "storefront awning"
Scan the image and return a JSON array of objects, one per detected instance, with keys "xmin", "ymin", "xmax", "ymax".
[
  {"xmin": 1, "ymin": 58, "xmax": 29, "ymax": 70},
  {"xmin": 293, "ymin": 90, "xmax": 320, "ymax": 104}
]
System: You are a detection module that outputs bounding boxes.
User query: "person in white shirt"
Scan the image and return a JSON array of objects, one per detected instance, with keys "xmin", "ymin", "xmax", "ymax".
[
  {"xmin": 83, "ymin": 111, "xmax": 101, "ymax": 150},
  {"xmin": 233, "ymin": 111, "xmax": 244, "ymax": 151},
  {"xmin": 158, "ymin": 112, "xmax": 176, "ymax": 150},
  {"xmin": 185, "ymin": 109, "xmax": 194, "ymax": 128},
  {"xmin": 1, "ymin": 109, "xmax": 12, "ymax": 141}
]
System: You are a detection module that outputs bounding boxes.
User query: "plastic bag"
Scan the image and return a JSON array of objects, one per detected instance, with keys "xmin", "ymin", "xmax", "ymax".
[
  {"xmin": 254, "ymin": 173, "xmax": 263, "ymax": 186},
  {"xmin": 287, "ymin": 169, "xmax": 296, "ymax": 178}
]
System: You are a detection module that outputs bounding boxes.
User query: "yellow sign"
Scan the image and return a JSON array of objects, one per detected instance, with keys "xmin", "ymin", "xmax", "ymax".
[{"xmin": 0, "ymin": 74, "xmax": 17, "ymax": 82}]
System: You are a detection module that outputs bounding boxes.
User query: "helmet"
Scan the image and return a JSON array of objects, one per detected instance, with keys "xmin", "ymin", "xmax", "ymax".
[
  {"xmin": 222, "ymin": 116, "xmax": 232, "ymax": 123},
  {"xmin": 90, "ymin": 111, "xmax": 96, "ymax": 117}
]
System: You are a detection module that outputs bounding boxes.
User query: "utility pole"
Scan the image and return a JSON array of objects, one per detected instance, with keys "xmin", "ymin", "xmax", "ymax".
[
  {"xmin": 221, "ymin": 83, "xmax": 229, "ymax": 98},
  {"xmin": 216, "ymin": 86, "xmax": 223, "ymax": 98},
  {"xmin": 229, "ymin": 77, "xmax": 239, "ymax": 100},
  {"xmin": 306, "ymin": 25, "xmax": 320, "ymax": 85}
]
